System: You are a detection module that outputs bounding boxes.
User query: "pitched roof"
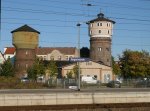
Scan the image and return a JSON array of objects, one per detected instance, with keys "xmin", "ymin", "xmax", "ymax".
[
  {"xmin": 4, "ymin": 47, "xmax": 16, "ymax": 54},
  {"xmin": 4, "ymin": 47, "xmax": 76, "ymax": 55},
  {"xmin": 36, "ymin": 47, "xmax": 76, "ymax": 55},
  {"xmin": 11, "ymin": 24, "xmax": 40, "ymax": 34},
  {"xmin": 88, "ymin": 13, "xmax": 115, "ymax": 24}
]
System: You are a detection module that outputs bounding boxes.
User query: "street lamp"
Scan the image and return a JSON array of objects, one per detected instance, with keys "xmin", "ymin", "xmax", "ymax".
[{"xmin": 77, "ymin": 23, "xmax": 81, "ymax": 91}]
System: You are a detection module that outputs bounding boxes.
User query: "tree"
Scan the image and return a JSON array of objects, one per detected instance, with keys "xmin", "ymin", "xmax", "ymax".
[
  {"xmin": 46, "ymin": 60, "xmax": 58, "ymax": 78},
  {"xmin": 0, "ymin": 58, "xmax": 15, "ymax": 77},
  {"xmin": 112, "ymin": 57, "xmax": 121, "ymax": 75},
  {"xmin": 119, "ymin": 49, "xmax": 150, "ymax": 78},
  {"xmin": 66, "ymin": 71, "xmax": 73, "ymax": 79},
  {"xmin": 80, "ymin": 47, "xmax": 90, "ymax": 58},
  {"xmin": 72, "ymin": 63, "xmax": 81, "ymax": 79},
  {"xmin": 27, "ymin": 58, "xmax": 45, "ymax": 81}
]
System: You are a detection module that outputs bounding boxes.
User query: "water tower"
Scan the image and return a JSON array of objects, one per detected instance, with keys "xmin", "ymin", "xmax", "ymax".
[
  {"xmin": 88, "ymin": 13, "xmax": 115, "ymax": 66},
  {"xmin": 11, "ymin": 24, "xmax": 40, "ymax": 76}
]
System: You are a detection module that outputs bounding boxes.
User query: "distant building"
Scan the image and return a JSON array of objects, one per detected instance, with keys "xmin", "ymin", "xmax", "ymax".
[
  {"xmin": 4, "ymin": 47, "xmax": 78, "ymax": 61},
  {"xmin": 4, "ymin": 47, "xmax": 15, "ymax": 64},
  {"xmin": 36, "ymin": 47, "xmax": 78, "ymax": 61},
  {"xmin": 62, "ymin": 61, "xmax": 113, "ymax": 83},
  {"xmin": 87, "ymin": 12, "xmax": 115, "ymax": 66}
]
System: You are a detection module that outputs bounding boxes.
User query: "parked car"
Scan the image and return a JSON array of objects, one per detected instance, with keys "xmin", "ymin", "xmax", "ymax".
[
  {"xmin": 81, "ymin": 76, "xmax": 98, "ymax": 84},
  {"xmin": 21, "ymin": 77, "xmax": 29, "ymax": 83},
  {"xmin": 68, "ymin": 83, "xmax": 78, "ymax": 90},
  {"xmin": 107, "ymin": 80, "xmax": 121, "ymax": 88}
]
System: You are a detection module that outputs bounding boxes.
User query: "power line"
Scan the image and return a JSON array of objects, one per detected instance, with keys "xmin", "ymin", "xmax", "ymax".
[
  {"xmin": 2, "ymin": 17, "xmax": 150, "ymax": 26},
  {"xmin": 2, "ymin": 6, "xmax": 150, "ymax": 23},
  {"xmin": 3, "ymin": 0, "xmax": 150, "ymax": 19},
  {"xmin": 2, "ymin": 22, "xmax": 150, "ymax": 32}
]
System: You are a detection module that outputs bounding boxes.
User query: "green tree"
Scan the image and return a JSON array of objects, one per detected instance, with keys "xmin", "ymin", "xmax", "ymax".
[
  {"xmin": 66, "ymin": 71, "xmax": 73, "ymax": 78},
  {"xmin": 0, "ymin": 58, "xmax": 15, "ymax": 77},
  {"xmin": 46, "ymin": 60, "xmax": 58, "ymax": 78},
  {"xmin": 80, "ymin": 47, "xmax": 90, "ymax": 58},
  {"xmin": 112, "ymin": 57, "xmax": 121, "ymax": 75},
  {"xmin": 27, "ymin": 58, "xmax": 45, "ymax": 81},
  {"xmin": 72, "ymin": 63, "xmax": 81, "ymax": 79},
  {"xmin": 119, "ymin": 49, "xmax": 150, "ymax": 78}
]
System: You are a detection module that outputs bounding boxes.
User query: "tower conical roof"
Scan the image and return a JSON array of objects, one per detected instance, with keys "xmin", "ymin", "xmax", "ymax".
[
  {"xmin": 11, "ymin": 24, "xmax": 40, "ymax": 34},
  {"xmin": 88, "ymin": 13, "xmax": 115, "ymax": 24}
]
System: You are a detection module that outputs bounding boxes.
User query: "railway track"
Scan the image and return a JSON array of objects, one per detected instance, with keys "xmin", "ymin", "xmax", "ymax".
[{"xmin": 0, "ymin": 103, "xmax": 150, "ymax": 111}]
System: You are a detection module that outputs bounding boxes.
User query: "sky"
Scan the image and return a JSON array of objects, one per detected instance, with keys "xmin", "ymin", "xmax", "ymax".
[{"xmin": 1, "ymin": 0, "xmax": 150, "ymax": 59}]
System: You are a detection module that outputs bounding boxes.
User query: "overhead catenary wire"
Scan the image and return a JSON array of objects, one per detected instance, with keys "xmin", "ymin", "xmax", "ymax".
[
  {"xmin": 2, "ymin": 0, "xmax": 150, "ymax": 18},
  {"xmin": 2, "ymin": 7, "xmax": 150, "ymax": 23}
]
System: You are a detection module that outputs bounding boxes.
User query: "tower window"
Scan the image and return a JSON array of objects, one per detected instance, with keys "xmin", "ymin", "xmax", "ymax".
[
  {"xmin": 98, "ymin": 23, "xmax": 102, "ymax": 26},
  {"xmin": 106, "ymin": 48, "xmax": 110, "ymax": 51},
  {"xmin": 25, "ymin": 51, "xmax": 28, "ymax": 55},
  {"xmin": 107, "ymin": 59, "xmax": 109, "ymax": 62},
  {"xmin": 25, "ymin": 64, "xmax": 28, "ymax": 68},
  {"xmin": 99, "ymin": 30, "xmax": 101, "ymax": 33},
  {"xmin": 108, "ymin": 30, "xmax": 110, "ymax": 34},
  {"xmin": 90, "ymin": 30, "xmax": 92, "ymax": 34},
  {"xmin": 90, "ymin": 24, "xmax": 93, "ymax": 27},
  {"xmin": 107, "ymin": 23, "xmax": 108, "ymax": 27},
  {"xmin": 98, "ymin": 47, "xmax": 102, "ymax": 51}
]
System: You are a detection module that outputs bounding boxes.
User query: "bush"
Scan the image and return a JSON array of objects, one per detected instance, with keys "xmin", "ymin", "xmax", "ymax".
[{"xmin": 0, "ymin": 76, "xmax": 47, "ymax": 89}]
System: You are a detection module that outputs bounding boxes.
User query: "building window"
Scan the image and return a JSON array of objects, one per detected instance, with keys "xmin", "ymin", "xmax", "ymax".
[
  {"xmin": 90, "ymin": 30, "xmax": 92, "ymax": 35},
  {"xmin": 25, "ymin": 64, "xmax": 28, "ymax": 68},
  {"xmin": 104, "ymin": 74, "xmax": 110, "ymax": 83},
  {"xmin": 44, "ymin": 56, "xmax": 46, "ymax": 60},
  {"xmin": 99, "ymin": 30, "xmax": 101, "ymax": 33},
  {"xmin": 107, "ymin": 59, "xmax": 109, "ymax": 62},
  {"xmin": 108, "ymin": 30, "xmax": 110, "ymax": 34},
  {"xmin": 106, "ymin": 48, "xmax": 109, "ymax": 51},
  {"xmin": 25, "ymin": 51, "xmax": 28, "ymax": 55},
  {"xmin": 97, "ymin": 23, "xmax": 102, "ymax": 26},
  {"xmin": 90, "ymin": 24, "xmax": 93, "ymax": 27},
  {"xmin": 107, "ymin": 23, "xmax": 108, "ymax": 27},
  {"xmin": 98, "ymin": 47, "xmax": 102, "ymax": 51}
]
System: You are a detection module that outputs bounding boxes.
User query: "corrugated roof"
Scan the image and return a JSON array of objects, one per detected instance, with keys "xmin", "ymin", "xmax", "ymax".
[
  {"xmin": 4, "ymin": 47, "xmax": 16, "ymax": 54},
  {"xmin": 11, "ymin": 24, "xmax": 40, "ymax": 34},
  {"xmin": 88, "ymin": 13, "xmax": 115, "ymax": 24},
  {"xmin": 36, "ymin": 47, "xmax": 76, "ymax": 55}
]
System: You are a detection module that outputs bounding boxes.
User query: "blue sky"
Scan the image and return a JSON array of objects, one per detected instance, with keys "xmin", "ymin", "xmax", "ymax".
[{"xmin": 1, "ymin": 0, "xmax": 150, "ymax": 59}]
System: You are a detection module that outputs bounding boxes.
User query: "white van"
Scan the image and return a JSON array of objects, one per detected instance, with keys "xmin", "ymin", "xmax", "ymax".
[{"xmin": 81, "ymin": 76, "xmax": 98, "ymax": 84}]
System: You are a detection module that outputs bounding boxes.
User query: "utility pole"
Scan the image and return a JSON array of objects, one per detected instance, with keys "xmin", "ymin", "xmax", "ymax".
[{"xmin": 77, "ymin": 23, "xmax": 81, "ymax": 91}]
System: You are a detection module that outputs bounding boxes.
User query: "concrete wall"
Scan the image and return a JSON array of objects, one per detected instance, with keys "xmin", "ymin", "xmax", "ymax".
[{"xmin": 0, "ymin": 92, "xmax": 150, "ymax": 106}]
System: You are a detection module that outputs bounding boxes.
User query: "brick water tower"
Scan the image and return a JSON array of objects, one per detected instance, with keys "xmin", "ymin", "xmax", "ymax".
[
  {"xmin": 88, "ymin": 13, "xmax": 115, "ymax": 66},
  {"xmin": 11, "ymin": 24, "xmax": 40, "ymax": 76}
]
